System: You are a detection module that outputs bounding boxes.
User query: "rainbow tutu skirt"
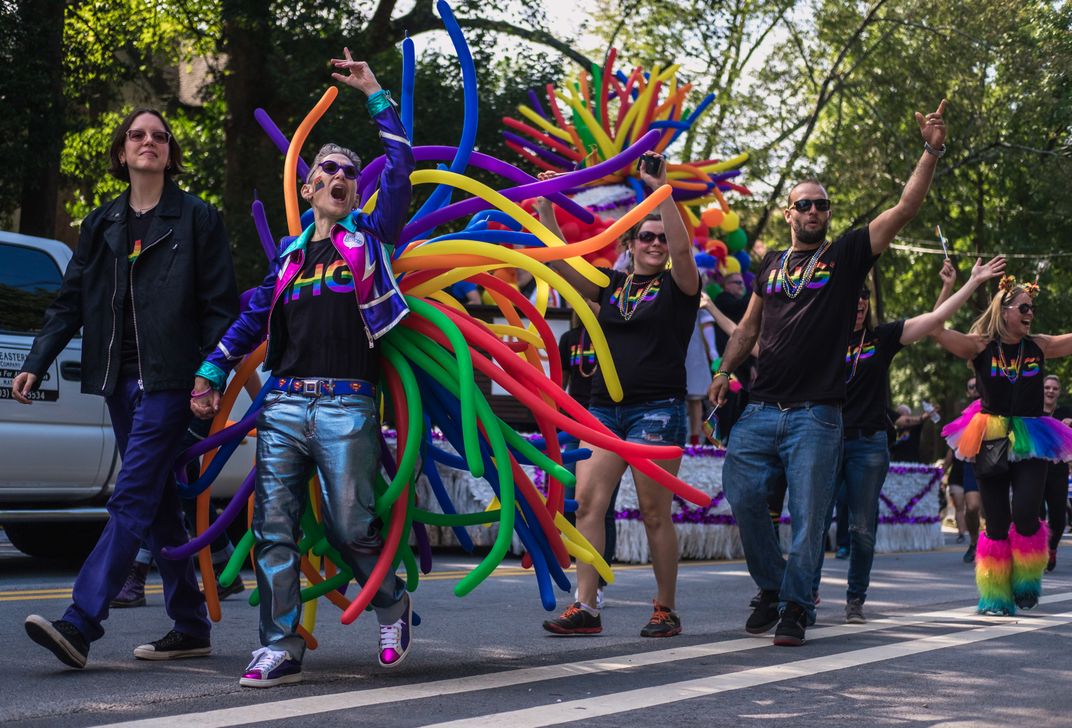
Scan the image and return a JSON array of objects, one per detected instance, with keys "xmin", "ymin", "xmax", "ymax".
[{"xmin": 942, "ymin": 399, "xmax": 1072, "ymax": 463}]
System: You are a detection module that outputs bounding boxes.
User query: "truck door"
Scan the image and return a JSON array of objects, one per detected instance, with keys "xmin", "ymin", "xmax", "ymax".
[{"xmin": 0, "ymin": 239, "xmax": 111, "ymax": 500}]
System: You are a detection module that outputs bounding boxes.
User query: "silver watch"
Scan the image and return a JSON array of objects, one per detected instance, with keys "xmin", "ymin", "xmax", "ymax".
[{"xmin": 924, "ymin": 141, "xmax": 946, "ymax": 158}]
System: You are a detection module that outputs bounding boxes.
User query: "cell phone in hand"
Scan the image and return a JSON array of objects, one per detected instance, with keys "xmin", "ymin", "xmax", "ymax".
[{"xmin": 637, "ymin": 155, "xmax": 663, "ymax": 177}]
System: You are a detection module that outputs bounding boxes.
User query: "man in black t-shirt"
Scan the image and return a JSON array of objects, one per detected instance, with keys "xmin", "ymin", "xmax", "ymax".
[{"xmin": 709, "ymin": 99, "xmax": 950, "ymax": 647}]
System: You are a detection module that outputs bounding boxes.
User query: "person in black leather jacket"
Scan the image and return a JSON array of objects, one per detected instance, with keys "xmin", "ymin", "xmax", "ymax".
[{"xmin": 14, "ymin": 107, "xmax": 238, "ymax": 670}]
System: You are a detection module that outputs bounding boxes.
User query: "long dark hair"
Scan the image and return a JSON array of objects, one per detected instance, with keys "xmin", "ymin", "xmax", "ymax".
[{"xmin": 107, "ymin": 107, "xmax": 184, "ymax": 182}]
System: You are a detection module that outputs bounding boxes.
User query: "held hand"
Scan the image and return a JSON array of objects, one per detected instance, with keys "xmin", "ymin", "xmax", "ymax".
[
  {"xmin": 970, "ymin": 255, "xmax": 1006, "ymax": 284},
  {"xmin": 939, "ymin": 258, "xmax": 956, "ymax": 289},
  {"xmin": 10, "ymin": 371, "xmax": 37, "ymax": 405},
  {"xmin": 708, "ymin": 375, "xmax": 729, "ymax": 407},
  {"xmin": 330, "ymin": 48, "xmax": 381, "ymax": 96},
  {"xmin": 190, "ymin": 377, "xmax": 220, "ymax": 420},
  {"xmin": 700, "ymin": 292, "xmax": 713, "ymax": 309},
  {"xmin": 914, "ymin": 98, "xmax": 948, "ymax": 149},
  {"xmin": 637, "ymin": 152, "xmax": 668, "ymax": 189}
]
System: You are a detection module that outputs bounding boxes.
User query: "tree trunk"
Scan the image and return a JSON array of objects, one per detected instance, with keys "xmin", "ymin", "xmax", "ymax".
[
  {"xmin": 17, "ymin": 0, "xmax": 65, "ymax": 238},
  {"xmin": 221, "ymin": 0, "xmax": 278, "ymax": 288}
]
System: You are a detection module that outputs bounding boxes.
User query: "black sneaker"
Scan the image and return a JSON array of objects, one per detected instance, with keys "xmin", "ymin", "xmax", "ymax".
[
  {"xmin": 963, "ymin": 543, "xmax": 976, "ymax": 563},
  {"xmin": 133, "ymin": 629, "xmax": 211, "ymax": 660},
  {"xmin": 745, "ymin": 590, "xmax": 780, "ymax": 634},
  {"xmin": 749, "ymin": 589, "xmax": 763, "ymax": 608},
  {"xmin": 212, "ymin": 564, "xmax": 246, "ymax": 601},
  {"xmin": 773, "ymin": 602, "xmax": 808, "ymax": 646},
  {"xmin": 25, "ymin": 615, "xmax": 89, "ymax": 669},
  {"xmin": 639, "ymin": 602, "xmax": 681, "ymax": 638},
  {"xmin": 543, "ymin": 602, "xmax": 602, "ymax": 635}
]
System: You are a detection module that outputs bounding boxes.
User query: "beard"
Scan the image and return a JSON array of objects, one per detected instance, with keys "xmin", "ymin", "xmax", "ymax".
[{"xmin": 793, "ymin": 218, "xmax": 829, "ymax": 245}]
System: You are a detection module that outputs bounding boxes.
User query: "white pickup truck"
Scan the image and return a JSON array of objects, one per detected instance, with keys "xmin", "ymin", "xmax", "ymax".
[{"xmin": 0, "ymin": 230, "xmax": 255, "ymax": 559}]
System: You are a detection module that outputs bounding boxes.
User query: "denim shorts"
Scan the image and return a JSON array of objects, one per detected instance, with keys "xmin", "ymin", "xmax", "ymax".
[{"xmin": 588, "ymin": 397, "xmax": 687, "ymax": 447}]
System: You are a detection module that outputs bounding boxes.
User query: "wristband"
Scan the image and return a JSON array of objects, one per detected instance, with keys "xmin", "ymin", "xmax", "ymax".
[
  {"xmin": 366, "ymin": 89, "xmax": 394, "ymax": 117},
  {"xmin": 713, "ymin": 370, "xmax": 730, "ymax": 380},
  {"xmin": 190, "ymin": 388, "xmax": 213, "ymax": 399},
  {"xmin": 923, "ymin": 141, "xmax": 946, "ymax": 158}
]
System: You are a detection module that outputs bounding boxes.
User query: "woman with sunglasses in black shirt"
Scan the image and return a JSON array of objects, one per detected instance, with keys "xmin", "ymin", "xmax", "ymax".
[
  {"xmin": 538, "ymin": 152, "xmax": 700, "ymax": 638},
  {"xmin": 937, "ymin": 276, "xmax": 1072, "ymax": 615}
]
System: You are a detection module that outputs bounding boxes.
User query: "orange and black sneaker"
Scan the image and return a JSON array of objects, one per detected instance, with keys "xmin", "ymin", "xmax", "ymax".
[
  {"xmin": 640, "ymin": 601, "xmax": 682, "ymax": 638},
  {"xmin": 543, "ymin": 602, "xmax": 602, "ymax": 635}
]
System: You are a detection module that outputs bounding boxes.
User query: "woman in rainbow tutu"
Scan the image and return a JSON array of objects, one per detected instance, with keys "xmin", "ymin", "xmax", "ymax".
[{"xmin": 936, "ymin": 275, "xmax": 1072, "ymax": 614}]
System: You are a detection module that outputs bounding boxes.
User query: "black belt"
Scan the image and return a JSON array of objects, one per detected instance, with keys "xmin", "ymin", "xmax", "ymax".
[{"xmin": 271, "ymin": 377, "xmax": 375, "ymax": 398}]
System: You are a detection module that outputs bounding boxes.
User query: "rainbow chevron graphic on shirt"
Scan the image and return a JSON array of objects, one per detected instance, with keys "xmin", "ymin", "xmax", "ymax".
[
  {"xmin": 845, "ymin": 341, "xmax": 876, "ymax": 364},
  {"xmin": 128, "ymin": 239, "xmax": 143, "ymax": 263}
]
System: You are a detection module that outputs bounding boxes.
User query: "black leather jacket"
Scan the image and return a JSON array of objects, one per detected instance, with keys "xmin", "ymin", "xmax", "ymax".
[{"xmin": 22, "ymin": 179, "xmax": 238, "ymax": 395}]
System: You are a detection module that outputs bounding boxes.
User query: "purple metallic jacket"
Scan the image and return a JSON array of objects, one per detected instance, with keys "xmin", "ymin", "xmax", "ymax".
[{"xmin": 197, "ymin": 104, "xmax": 413, "ymax": 387}]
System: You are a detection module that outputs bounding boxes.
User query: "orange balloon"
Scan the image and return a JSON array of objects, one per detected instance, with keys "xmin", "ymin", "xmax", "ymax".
[{"xmin": 700, "ymin": 207, "xmax": 725, "ymax": 229}]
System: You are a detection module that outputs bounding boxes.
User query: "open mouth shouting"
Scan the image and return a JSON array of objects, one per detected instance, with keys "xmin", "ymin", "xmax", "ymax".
[{"xmin": 329, "ymin": 180, "xmax": 348, "ymax": 202}]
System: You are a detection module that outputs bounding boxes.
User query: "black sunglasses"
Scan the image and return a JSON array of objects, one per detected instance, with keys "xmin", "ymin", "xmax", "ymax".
[
  {"xmin": 1005, "ymin": 302, "xmax": 1036, "ymax": 315},
  {"xmin": 317, "ymin": 159, "xmax": 359, "ymax": 180},
  {"xmin": 789, "ymin": 198, "xmax": 831, "ymax": 213},
  {"xmin": 636, "ymin": 231, "xmax": 668, "ymax": 244},
  {"xmin": 126, "ymin": 129, "xmax": 171, "ymax": 145}
]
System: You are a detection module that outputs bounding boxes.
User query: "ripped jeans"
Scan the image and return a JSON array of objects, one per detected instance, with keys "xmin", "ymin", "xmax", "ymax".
[{"xmin": 588, "ymin": 397, "xmax": 688, "ymax": 447}]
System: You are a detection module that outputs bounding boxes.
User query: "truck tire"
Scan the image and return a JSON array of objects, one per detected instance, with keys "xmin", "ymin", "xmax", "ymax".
[{"xmin": 2, "ymin": 521, "xmax": 105, "ymax": 562}]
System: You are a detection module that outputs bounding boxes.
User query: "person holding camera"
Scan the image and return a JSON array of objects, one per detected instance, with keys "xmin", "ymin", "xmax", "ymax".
[{"xmin": 539, "ymin": 152, "xmax": 700, "ymax": 637}]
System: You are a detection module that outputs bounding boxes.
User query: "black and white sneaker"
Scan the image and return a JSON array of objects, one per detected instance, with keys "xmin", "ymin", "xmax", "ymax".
[
  {"xmin": 25, "ymin": 615, "xmax": 89, "ymax": 669},
  {"xmin": 133, "ymin": 629, "xmax": 211, "ymax": 660}
]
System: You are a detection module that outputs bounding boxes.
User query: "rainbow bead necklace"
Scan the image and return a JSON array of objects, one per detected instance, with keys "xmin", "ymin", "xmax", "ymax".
[{"xmin": 778, "ymin": 239, "xmax": 832, "ymax": 299}]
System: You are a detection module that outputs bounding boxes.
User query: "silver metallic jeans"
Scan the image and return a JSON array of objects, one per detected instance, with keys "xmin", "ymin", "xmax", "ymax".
[{"xmin": 253, "ymin": 391, "xmax": 406, "ymax": 660}]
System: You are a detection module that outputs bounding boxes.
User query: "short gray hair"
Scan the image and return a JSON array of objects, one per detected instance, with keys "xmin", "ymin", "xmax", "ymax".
[{"xmin": 306, "ymin": 143, "xmax": 362, "ymax": 184}]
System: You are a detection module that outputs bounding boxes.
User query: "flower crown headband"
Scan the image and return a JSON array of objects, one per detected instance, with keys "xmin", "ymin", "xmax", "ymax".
[{"xmin": 998, "ymin": 274, "xmax": 1040, "ymax": 300}]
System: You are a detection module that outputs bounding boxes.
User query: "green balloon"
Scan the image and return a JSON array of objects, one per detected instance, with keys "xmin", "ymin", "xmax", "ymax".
[{"xmin": 725, "ymin": 228, "xmax": 748, "ymax": 253}]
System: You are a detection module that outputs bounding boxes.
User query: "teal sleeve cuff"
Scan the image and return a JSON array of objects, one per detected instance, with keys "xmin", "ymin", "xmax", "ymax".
[
  {"xmin": 195, "ymin": 361, "xmax": 227, "ymax": 391},
  {"xmin": 366, "ymin": 89, "xmax": 394, "ymax": 117}
]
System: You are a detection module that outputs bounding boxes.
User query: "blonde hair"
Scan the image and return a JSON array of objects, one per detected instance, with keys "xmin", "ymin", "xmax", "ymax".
[{"xmin": 969, "ymin": 284, "xmax": 1031, "ymax": 340}]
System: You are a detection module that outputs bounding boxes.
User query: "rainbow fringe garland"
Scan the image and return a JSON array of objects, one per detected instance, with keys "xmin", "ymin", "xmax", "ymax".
[{"xmin": 942, "ymin": 399, "xmax": 1072, "ymax": 462}]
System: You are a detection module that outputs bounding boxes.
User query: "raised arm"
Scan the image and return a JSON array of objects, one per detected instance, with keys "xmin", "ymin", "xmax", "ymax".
[
  {"xmin": 534, "ymin": 179, "xmax": 601, "ymax": 301},
  {"xmin": 932, "ymin": 327, "xmax": 987, "ymax": 361},
  {"xmin": 708, "ymin": 293, "xmax": 763, "ymax": 405},
  {"xmin": 901, "ymin": 256, "xmax": 1005, "ymax": 344},
  {"xmin": 332, "ymin": 52, "xmax": 414, "ymax": 245},
  {"xmin": 638, "ymin": 152, "xmax": 699, "ymax": 295},
  {"xmin": 1034, "ymin": 333, "xmax": 1072, "ymax": 360},
  {"xmin": 868, "ymin": 99, "xmax": 948, "ymax": 256},
  {"xmin": 934, "ymin": 257, "xmax": 955, "ymax": 308}
]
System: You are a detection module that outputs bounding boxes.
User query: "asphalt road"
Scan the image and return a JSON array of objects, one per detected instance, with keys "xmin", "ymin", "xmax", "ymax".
[{"xmin": 2, "ymin": 530, "xmax": 1070, "ymax": 727}]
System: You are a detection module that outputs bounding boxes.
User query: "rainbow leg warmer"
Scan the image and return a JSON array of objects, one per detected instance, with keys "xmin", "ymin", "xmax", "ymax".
[
  {"xmin": 976, "ymin": 533, "xmax": 1015, "ymax": 615},
  {"xmin": 1010, "ymin": 520, "xmax": 1049, "ymax": 610}
]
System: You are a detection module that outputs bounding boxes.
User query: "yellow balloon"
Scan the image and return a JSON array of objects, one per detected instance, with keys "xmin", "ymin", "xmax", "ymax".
[
  {"xmin": 721, "ymin": 257, "xmax": 741, "ymax": 275},
  {"xmin": 719, "ymin": 210, "xmax": 740, "ymax": 233}
]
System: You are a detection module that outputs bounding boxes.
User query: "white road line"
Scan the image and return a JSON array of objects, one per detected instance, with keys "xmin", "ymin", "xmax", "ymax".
[
  {"xmin": 96, "ymin": 592, "xmax": 1072, "ymax": 728},
  {"xmin": 424, "ymin": 610, "xmax": 1072, "ymax": 728}
]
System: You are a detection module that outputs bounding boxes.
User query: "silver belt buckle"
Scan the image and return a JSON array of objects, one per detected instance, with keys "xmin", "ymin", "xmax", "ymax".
[{"xmin": 302, "ymin": 379, "xmax": 320, "ymax": 396}]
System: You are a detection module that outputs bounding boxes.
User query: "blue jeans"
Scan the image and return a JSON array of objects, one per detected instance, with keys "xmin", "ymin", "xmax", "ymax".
[
  {"xmin": 813, "ymin": 432, "xmax": 890, "ymax": 602},
  {"xmin": 65, "ymin": 377, "xmax": 209, "ymax": 642},
  {"xmin": 588, "ymin": 397, "xmax": 687, "ymax": 447},
  {"xmin": 253, "ymin": 391, "xmax": 405, "ymax": 660},
  {"xmin": 722, "ymin": 401, "xmax": 843, "ymax": 617}
]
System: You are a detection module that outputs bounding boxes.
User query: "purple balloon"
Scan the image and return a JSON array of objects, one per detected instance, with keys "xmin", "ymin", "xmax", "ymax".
[
  {"xmin": 399, "ymin": 130, "xmax": 661, "ymax": 243},
  {"xmin": 160, "ymin": 466, "xmax": 255, "ymax": 560},
  {"xmin": 357, "ymin": 146, "xmax": 590, "ymax": 222},
  {"xmin": 254, "ymin": 108, "xmax": 310, "ymax": 182}
]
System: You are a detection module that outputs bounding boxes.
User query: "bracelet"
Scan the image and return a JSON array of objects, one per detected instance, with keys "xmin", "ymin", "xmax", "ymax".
[
  {"xmin": 923, "ymin": 141, "xmax": 946, "ymax": 158},
  {"xmin": 190, "ymin": 388, "xmax": 214, "ymax": 399},
  {"xmin": 713, "ymin": 370, "xmax": 730, "ymax": 380}
]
